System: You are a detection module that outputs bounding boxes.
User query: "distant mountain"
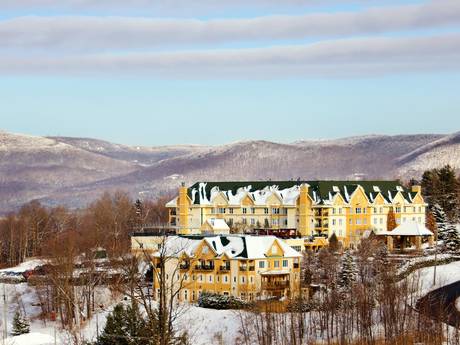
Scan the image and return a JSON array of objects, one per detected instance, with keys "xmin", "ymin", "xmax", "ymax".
[{"xmin": 0, "ymin": 130, "xmax": 459, "ymax": 214}]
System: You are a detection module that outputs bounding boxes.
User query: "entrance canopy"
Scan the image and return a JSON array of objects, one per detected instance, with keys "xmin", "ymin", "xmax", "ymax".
[{"xmin": 379, "ymin": 221, "xmax": 433, "ymax": 237}]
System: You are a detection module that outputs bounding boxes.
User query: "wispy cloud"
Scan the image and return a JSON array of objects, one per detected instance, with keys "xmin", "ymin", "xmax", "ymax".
[
  {"xmin": 1, "ymin": 1, "xmax": 459, "ymax": 52},
  {"xmin": 1, "ymin": 34, "xmax": 459, "ymax": 78}
]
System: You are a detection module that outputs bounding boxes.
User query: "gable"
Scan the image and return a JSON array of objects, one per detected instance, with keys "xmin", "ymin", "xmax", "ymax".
[
  {"xmin": 212, "ymin": 192, "xmax": 228, "ymax": 206},
  {"xmin": 332, "ymin": 193, "xmax": 346, "ymax": 206},
  {"xmin": 412, "ymin": 193, "xmax": 425, "ymax": 204},
  {"xmin": 373, "ymin": 193, "xmax": 385, "ymax": 205},
  {"xmin": 392, "ymin": 192, "xmax": 406, "ymax": 205},
  {"xmin": 265, "ymin": 240, "xmax": 285, "ymax": 257},
  {"xmin": 266, "ymin": 192, "xmax": 282, "ymax": 206},
  {"xmin": 242, "ymin": 194, "xmax": 254, "ymax": 206},
  {"xmin": 195, "ymin": 241, "xmax": 216, "ymax": 259},
  {"xmin": 350, "ymin": 187, "xmax": 369, "ymax": 206}
]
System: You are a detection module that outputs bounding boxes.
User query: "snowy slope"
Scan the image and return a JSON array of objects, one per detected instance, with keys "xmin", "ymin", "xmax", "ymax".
[{"xmin": 1, "ymin": 130, "xmax": 460, "ymax": 213}]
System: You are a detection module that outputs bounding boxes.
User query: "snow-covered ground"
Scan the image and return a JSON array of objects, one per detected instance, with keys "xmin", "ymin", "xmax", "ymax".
[
  {"xmin": 2, "ymin": 258, "xmax": 460, "ymax": 345},
  {"xmin": 406, "ymin": 260, "xmax": 460, "ymax": 297}
]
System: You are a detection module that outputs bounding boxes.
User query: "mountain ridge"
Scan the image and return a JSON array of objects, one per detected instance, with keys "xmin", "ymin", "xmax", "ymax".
[{"xmin": 0, "ymin": 130, "xmax": 458, "ymax": 214}]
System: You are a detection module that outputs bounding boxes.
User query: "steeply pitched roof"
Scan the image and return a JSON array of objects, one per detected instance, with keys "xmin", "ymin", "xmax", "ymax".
[
  {"xmin": 154, "ymin": 235, "xmax": 301, "ymax": 259},
  {"xmin": 184, "ymin": 180, "xmax": 413, "ymax": 206}
]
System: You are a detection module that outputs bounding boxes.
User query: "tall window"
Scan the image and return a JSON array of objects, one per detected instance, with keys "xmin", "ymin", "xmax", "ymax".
[
  {"xmin": 251, "ymin": 207, "xmax": 255, "ymax": 214},
  {"xmin": 264, "ymin": 208, "xmax": 269, "ymax": 214},
  {"xmin": 219, "ymin": 207, "xmax": 226, "ymax": 214},
  {"xmin": 272, "ymin": 208, "xmax": 280, "ymax": 214},
  {"xmin": 242, "ymin": 208, "xmax": 247, "ymax": 214},
  {"xmin": 355, "ymin": 207, "xmax": 362, "ymax": 214}
]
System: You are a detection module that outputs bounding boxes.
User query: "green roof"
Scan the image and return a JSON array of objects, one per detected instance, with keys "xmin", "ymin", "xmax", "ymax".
[{"xmin": 187, "ymin": 180, "xmax": 412, "ymax": 205}]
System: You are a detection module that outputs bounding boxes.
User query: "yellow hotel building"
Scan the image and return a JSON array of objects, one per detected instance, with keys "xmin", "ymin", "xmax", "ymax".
[
  {"xmin": 131, "ymin": 234, "xmax": 302, "ymax": 302},
  {"xmin": 166, "ymin": 181, "xmax": 427, "ymax": 248}
]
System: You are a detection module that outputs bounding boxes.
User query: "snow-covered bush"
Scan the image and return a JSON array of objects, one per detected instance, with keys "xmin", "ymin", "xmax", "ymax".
[{"xmin": 198, "ymin": 292, "xmax": 248, "ymax": 310}]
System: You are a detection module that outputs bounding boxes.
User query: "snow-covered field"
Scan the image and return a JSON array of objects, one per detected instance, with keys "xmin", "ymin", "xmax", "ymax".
[
  {"xmin": 2, "ymin": 258, "xmax": 460, "ymax": 345},
  {"xmin": 406, "ymin": 260, "xmax": 460, "ymax": 297}
]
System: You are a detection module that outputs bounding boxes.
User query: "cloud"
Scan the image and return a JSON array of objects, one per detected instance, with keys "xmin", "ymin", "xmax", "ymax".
[
  {"xmin": 1, "ymin": 1, "xmax": 459, "ymax": 52},
  {"xmin": 1, "ymin": 34, "xmax": 459, "ymax": 78}
]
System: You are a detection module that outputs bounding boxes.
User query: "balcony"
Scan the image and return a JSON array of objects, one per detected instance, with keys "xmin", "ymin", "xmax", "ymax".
[
  {"xmin": 195, "ymin": 264, "xmax": 215, "ymax": 271},
  {"xmin": 293, "ymin": 263, "xmax": 299, "ymax": 269},
  {"xmin": 179, "ymin": 263, "xmax": 190, "ymax": 270},
  {"xmin": 261, "ymin": 280, "xmax": 290, "ymax": 290},
  {"xmin": 220, "ymin": 265, "xmax": 230, "ymax": 271}
]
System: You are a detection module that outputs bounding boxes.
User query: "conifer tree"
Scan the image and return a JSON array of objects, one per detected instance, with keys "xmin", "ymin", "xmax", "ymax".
[
  {"xmin": 387, "ymin": 208, "xmax": 397, "ymax": 231},
  {"xmin": 328, "ymin": 232, "xmax": 340, "ymax": 253},
  {"xmin": 97, "ymin": 304, "xmax": 127, "ymax": 345},
  {"xmin": 431, "ymin": 204, "xmax": 448, "ymax": 241},
  {"xmin": 338, "ymin": 251, "xmax": 356, "ymax": 289},
  {"xmin": 11, "ymin": 310, "xmax": 30, "ymax": 336},
  {"xmin": 444, "ymin": 224, "xmax": 460, "ymax": 252}
]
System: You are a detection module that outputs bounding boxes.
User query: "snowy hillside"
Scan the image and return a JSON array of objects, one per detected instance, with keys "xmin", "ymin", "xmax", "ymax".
[{"xmin": 0, "ymin": 130, "xmax": 459, "ymax": 213}]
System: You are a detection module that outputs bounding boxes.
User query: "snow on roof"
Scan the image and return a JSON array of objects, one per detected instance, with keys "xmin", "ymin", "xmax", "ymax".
[
  {"xmin": 379, "ymin": 221, "xmax": 433, "ymax": 236},
  {"xmin": 155, "ymin": 235, "xmax": 301, "ymax": 260},
  {"xmin": 205, "ymin": 218, "xmax": 230, "ymax": 231},
  {"xmin": 260, "ymin": 270, "xmax": 290, "ymax": 275},
  {"xmin": 165, "ymin": 196, "xmax": 178, "ymax": 207}
]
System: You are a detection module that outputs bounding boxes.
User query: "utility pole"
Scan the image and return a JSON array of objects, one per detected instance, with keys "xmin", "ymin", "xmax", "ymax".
[
  {"xmin": 2, "ymin": 284, "xmax": 7, "ymax": 344},
  {"xmin": 433, "ymin": 229, "xmax": 438, "ymax": 286}
]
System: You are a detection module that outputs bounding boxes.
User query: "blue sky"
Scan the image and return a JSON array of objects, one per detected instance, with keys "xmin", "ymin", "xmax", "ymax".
[{"xmin": 0, "ymin": 0, "xmax": 459, "ymax": 146}]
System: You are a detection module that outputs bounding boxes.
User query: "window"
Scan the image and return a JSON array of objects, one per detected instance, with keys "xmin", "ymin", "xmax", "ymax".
[
  {"xmin": 241, "ymin": 276, "xmax": 245, "ymax": 284},
  {"xmin": 242, "ymin": 208, "xmax": 247, "ymax": 214},
  {"xmin": 184, "ymin": 290, "xmax": 188, "ymax": 301},
  {"xmin": 396, "ymin": 207, "xmax": 401, "ymax": 213},
  {"xmin": 251, "ymin": 207, "xmax": 255, "ymax": 214},
  {"xmin": 264, "ymin": 208, "xmax": 269, "ymax": 214},
  {"xmin": 363, "ymin": 208, "xmax": 367, "ymax": 214},
  {"xmin": 380, "ymin": 218, "xmax": 383, "ymax": 224},
  {"xmin": 418, "ymin": 217, "xmax": 422, "ymax": 223},
  {"xmin": 349, "ymin": 218, "xmax": 353, "ymax": 225},
  {"xmin": 356, "ymin": 219, "xmax": 362, "ymax": 225},
  {"xmin": 209, "ymin": 275, "xmax": 213, "ymax": 282},
  {"xmin": 418, "ymin": 207, "xmax": 422, "ymax": 213},
  {"xmin": 228, "ymin": 218, "xmax": 233, "ymax": 226},
  {"xmin": 199, "ymin": 274, "xmax": 203, "ymax": 282},
  {"xmin": 272, "ymin": 219, "xmax": 278, "ymax": 225},
  {"xmin": 339, "ymin": 219, "xmax": 343, "ymax": 226},
  {"xmin": 229, "ymin": 208, "xmax": 234, "ymax": 214},
  {"xmin": 251, "ymin": 218, "xmax": 255, "ymax": 225},
  {"xmin": 380, "ymin": 207, "xmax": 383, "ymax": 213},
  {"xmin": 233, "ymin": 277, "xmax": 236, "ymax": 283},
  {"xmin": 259, "ymin": 261, "xmax": 265, "ymax": 268},
  {"xmin": 363, "ymin": 218, "xmax": 367, "ymax": 225},
  {"xmin": 242, "ymin": 218, "xmax": 247, "ymax": 224},
  {"xmin": 219, "ymin": 207, "xmax": 226, "ymax": 214},
  {"xmin": 211, "ymin": 208, "xmax": 215, "ymax": 214},
  {"xmin": 283, "ymin": 219, "xmax": 288, "ymax": 226},
  {"xmin": 332, "ymin": 219, "xmax": 336, "ymax": 226},
  {"xmin": 192, "ymin": 291, "xmax": 195, "ymax": 301},
  {"xmin": 272, "ymin": 208, "xmax": 280, "ymax": 214},
  {"xmin": 274, "ymin": 261, "xmax": 280, "ymax": 268},
  {"xmin": 250, "ymin": 276, "xmax": 254, "ymax": 283},
  {"xmin": 224, "ymin": 275, "xmax": 228, "ymax": 283},
  {"xmin": 373, "ymin": 207, "xmax": 377, "ymax": 213},
  {"xmin": 355, "ymin": 208, "xmax": 362, "ymax": 214},
  {"xmin": 282, "ymin": 208, "xmax": 288, "ymax": 215},
  {"xmin": 339, "ymin": 208, "xmax": 342, "ymax": 214},
  {"xmin": 374, "ymin": 218, "xmax": 377, "ymax": 225},
  {"xmin": 332, "ymin": 208, "xmax": 336, "ymax": 215},
  {"xmin": 282, "ymin": 260, "xmax": 288, "ymax": 267}
]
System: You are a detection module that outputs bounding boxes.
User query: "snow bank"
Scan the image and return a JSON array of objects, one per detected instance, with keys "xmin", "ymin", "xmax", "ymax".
[
  {"xmin": 5, "ymin": 332, "xmax": 55, "ymax": 345},
  {"xmin": 0, "ymin": 259, "xmax": 46, "ymax": 274},
  {"xmin": 407, "ymin": 261, "xmax": 460, "ymax": 297}
]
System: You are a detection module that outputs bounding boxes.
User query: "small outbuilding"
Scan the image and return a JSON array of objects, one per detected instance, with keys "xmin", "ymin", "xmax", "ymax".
[{"xmin": 376, "ymin": 221, "xmax": 433, "ymax": 252}]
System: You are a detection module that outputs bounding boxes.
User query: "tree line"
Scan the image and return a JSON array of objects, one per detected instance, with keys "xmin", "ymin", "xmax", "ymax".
[{"xmin": 0, "ymin": 191, "xmax": 170, "ymax": 267}]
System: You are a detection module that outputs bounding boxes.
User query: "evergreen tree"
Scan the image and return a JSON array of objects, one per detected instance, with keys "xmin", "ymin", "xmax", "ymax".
[
  {"xmin": 328, "ymin": 232, "xmax": 340, "ymax": 253},
  {"xmin": 97, "ymin": 304, "xmax": 127, "ymax": 345},
  {"xmin": 438, "ymin": 165, "xmax": 459, "ymax": 221},
  {"xmin": 11, "ymin": 310, "xmax": 30, "ymax": 336},
  {"xmin": 421, "ymin": 169, "xmax": 440, "ymax": 205},
  {"xmin": 97, "ymin": 303, "xmax": 154, "ymax": 345},
  {"xmin": 387, "ymin": 208, "xmax": 397, "ymax": 231},
  {"xmin": 338, "ymin": 251, "xmax": 356, "ymax": 289},
  {"xmin": 431, "ymin": 203, "xmax": 448, "ymax": 241},
  {"xmin": 444, "ymin": 224, "xmax": 460, "ymax": 252}
]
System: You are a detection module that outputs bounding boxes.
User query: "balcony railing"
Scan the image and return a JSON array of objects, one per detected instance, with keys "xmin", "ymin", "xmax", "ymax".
[
  {"xmin": 261, "ymin": 281, "xmax": 290, "ymax": 290},
  {"xmin": 195, "ymin": 264, "xmax": 215, "ymax": 271},
  {"xmin": 179, "ymin": 263, "xmax": 190, "ymax": 270}
]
